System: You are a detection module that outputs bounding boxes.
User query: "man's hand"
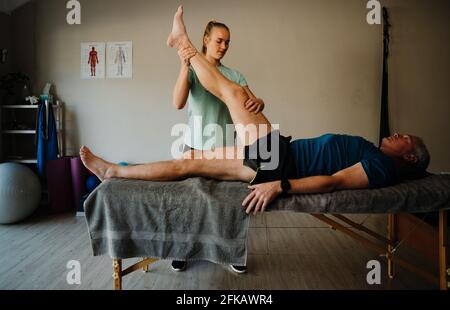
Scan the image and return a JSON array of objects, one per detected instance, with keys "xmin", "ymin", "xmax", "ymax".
[
  {"xmin": 244, "ymin": 98, "xmax": 265, "ymax": 114},
  {"xmin": 178, "ymin": 46, "xmax": 197, "ymax": 66},
  {"xmin": 242, "ymin": 180, "xmax": 282, "ymax": 215}
]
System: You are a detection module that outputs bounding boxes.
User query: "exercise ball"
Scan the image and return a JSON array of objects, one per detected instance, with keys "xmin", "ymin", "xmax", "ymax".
[
  {"xmin": 118, "ymin": 162, "xmax": 129, "ymax": 166},
  {"xmin": 0, "ymin": 163, "xmax": 41, "ymax": 224},
  {"xmin": 86, "ymin": 175, "xmax": 101, "ymax": 192}
]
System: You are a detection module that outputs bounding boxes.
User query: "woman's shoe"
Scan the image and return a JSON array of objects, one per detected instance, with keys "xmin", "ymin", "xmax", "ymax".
[
  {"xmin": 229, "ymin": 265, "xmax": 247, "ymax": 274},
  {"xmin": 171, "ymin": 260, "xmax": 187, "ymax": 272}
]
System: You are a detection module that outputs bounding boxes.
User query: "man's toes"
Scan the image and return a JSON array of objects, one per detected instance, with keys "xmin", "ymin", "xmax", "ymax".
[{"xmin": 80, "ymin": 146, "xmax": 93, "ymax": 157}]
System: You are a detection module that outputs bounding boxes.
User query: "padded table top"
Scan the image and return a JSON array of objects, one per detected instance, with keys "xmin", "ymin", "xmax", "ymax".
[{"xmin": 84, "ymin": 174, "xmax": 450, "ymax": 261}]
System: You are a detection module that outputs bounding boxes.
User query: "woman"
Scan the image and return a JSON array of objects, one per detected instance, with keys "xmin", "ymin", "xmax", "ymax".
[{"xmin": 171, "ymin": 20, "xmax": 266, "ymax": 273}]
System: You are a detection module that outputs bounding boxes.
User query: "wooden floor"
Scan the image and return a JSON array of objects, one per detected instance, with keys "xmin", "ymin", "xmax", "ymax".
[{"xmin": 0, "ymin": 211, "xmax": 437, "ymax": 290}]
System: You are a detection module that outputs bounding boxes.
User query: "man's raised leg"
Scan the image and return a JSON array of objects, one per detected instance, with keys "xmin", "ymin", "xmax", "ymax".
[{"xmin": 167, "ymin": 6, "xmax": 272, "ymax": 145}]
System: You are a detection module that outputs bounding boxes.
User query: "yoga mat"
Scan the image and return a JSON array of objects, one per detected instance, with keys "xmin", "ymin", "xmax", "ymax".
[
  {"xmin": 46, "ymin": 157, "xmax": 74, "ymax": 213},
  {"xmin": 70, "ymin": 156, "xmax": 89, "ymax": 212}
]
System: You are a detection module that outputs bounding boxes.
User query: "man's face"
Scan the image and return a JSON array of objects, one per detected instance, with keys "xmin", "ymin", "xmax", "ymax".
[{"xmin": 381, "ymin": 133, "xmax": 418, "ymax": 162}]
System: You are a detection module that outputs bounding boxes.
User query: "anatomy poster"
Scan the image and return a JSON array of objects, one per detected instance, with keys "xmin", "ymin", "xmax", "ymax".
[
  {"xmin": 107, "ymin": 42, "xmax": 133, "ymax": 78},
  {"xmin": 81, "ymin": 42, "xmax": 105, "ymax": 79}
]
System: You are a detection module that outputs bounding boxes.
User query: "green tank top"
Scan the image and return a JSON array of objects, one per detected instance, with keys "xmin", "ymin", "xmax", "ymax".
[{"xmin": 184, "ymin": 64, "xmax": 247, "ymax": 150}]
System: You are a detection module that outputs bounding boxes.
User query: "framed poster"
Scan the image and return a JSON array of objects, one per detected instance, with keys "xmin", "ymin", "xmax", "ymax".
[
  {"xmin": 81, "ymin": 42, "xmax": 105, "ymax": 79},
  {"xmin": 107, "ymin": 42, "xmax": 133, "ymax": 79}
]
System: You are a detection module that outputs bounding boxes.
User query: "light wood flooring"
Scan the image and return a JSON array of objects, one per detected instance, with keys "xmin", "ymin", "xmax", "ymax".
[{"xmin": 0, "ymin": 211, "xmax": 437, "ymax": 290}]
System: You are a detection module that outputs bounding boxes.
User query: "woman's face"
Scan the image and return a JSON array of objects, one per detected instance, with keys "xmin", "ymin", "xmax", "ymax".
[{"xmin": 204, "ymin": 27, "xmax": 230, "ymax": 60}]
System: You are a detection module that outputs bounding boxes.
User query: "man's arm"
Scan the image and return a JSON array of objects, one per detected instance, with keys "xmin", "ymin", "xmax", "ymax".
[
  {"xmin": 289, "ymin": 162, "xmax": 369, "ymax": 194},
  {"xmin": 242, "ymin": 163, "xmax": 369, "ymax": 214}
]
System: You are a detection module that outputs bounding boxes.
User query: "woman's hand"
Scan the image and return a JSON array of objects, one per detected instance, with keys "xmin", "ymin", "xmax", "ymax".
[
  {"xmin": 242, "ymin": 181, "xmax": 282, "ymax": 214},
  {"xmin": 178, "ymin": 46, "xmax": 197, "ymax": 66},
  {"xmin": 244, "ymin": 98, "xmax": 265, "ymax": 114}
]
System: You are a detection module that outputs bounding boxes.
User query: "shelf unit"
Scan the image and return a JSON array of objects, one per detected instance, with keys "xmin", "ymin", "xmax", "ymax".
[
  {"xmin": 0, "ymin": 101, "xmax": 64, "ymax": 164},
  {"xmin": 2, "ymin": 130, "xmax": 36, "ymax": 134}
]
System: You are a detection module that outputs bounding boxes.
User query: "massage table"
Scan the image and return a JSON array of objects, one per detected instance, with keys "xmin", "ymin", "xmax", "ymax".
[{"xmin": 84, "ymin": 173, "xmax": 450, "ymax": 290}]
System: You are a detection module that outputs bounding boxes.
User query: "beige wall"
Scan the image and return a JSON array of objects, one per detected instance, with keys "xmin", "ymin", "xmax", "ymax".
[
  {"xmin": 0, "ymin": 12, "xmax": 12, "ymax": 77},
  {"xmin": 10, "ymin": 0, "xmax": 450, "ymax": 172},
  {"xmin": 384, "ymin": 0, "xmax": 450, "ymax": 173},
  {"xmin": 11, "ymin": 1, "xmax": 36, "ymax": 86},
  {"xmin": 0, "ymin": 12, "xmax": 12, "ymax": 158}
]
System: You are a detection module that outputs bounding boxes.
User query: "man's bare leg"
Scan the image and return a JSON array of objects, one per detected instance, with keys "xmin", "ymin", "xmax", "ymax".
[
  {"xmin": 167, "ymin": 5, "xmax": 272, "ymax": 145},
  {"xmin": 80, "ymin": 146, "xmax": 254, "ymax": 182},
  {"xmin": 183, "ymin": 146, "xmax": 244, "ymax": 160}
]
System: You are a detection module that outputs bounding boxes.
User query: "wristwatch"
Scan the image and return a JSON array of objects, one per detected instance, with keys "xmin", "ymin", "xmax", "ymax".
[{"xmin": 280, "ymin": 179, "xmax": 291, "ymax": 194}]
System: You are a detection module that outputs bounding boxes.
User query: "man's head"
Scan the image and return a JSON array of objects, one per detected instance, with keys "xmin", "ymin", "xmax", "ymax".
[{"xmin": 380, "ymin": 133, "xmax": 430, "ymax": 177}]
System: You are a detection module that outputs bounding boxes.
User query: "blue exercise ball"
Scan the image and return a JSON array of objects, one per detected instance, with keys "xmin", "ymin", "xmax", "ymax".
[
  {"xmin": 86, "ymin": 175, "xmax": 101, "ymax": 192},
  {"xmin": 118, "ymin": 162, "xmax": 129, "ymax": 166},
  {"xmin": 0, "ymin": 163, "xmax": 41, "ymax": 224}
]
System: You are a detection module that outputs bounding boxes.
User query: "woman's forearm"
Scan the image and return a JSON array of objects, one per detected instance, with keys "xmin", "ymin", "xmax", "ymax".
[
  {"xmin": 172, "ymin": 64, "xmax": 190, "ymax": 109},
  {"xmin": 243, "ymin": 86, "xmax": 265, "ymax": 112}
]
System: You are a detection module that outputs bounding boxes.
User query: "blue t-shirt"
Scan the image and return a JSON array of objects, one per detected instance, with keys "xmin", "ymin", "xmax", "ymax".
[{"xmin": 290, "ymin": 134, "xmax": 399, "ymax": 188}]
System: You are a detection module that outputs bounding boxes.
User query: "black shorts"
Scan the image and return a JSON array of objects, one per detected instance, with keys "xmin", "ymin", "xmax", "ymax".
[{"xmin": 243, "ymin": 130, "xmax": 298, "ymax": 184}]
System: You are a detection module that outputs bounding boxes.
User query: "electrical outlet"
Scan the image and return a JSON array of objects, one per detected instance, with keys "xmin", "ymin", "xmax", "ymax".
[{"xmin": 0, "ymin": 49, "xmax": 7, "ymax": 64}]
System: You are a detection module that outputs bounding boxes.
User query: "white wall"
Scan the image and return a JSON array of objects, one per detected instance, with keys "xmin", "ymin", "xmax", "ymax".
[{"xmin": 10, "ymin": 0, "xmax": 450, "ymax": 172}]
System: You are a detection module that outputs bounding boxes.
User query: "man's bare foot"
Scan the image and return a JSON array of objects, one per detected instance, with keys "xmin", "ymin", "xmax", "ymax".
[
  {"xmin": 167, "ymin": 5, "xmax": 191, "ymax": 49},
  {"xmin": 79, "ymin": 146, "xmax": 115, "ymax": 181}
]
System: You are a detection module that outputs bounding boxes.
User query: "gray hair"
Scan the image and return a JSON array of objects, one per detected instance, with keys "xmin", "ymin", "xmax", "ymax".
[
  {"xmin": 400, "ymin": 137, "xmax": 430, "ymax": 179},
  {"xmin": 411, "ymin": 138, "xmax": 430, "ymax": 172}
]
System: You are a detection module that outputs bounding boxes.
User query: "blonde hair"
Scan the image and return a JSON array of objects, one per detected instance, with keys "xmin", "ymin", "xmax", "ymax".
[{"xmin": 202, "ymin": 21, "xmax": 230, "ymax": 54}]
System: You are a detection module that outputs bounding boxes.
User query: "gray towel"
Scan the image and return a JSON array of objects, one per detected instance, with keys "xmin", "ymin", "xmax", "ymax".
[{"xmin": 84, "ymin": 177, "xmax": 250, "ymax": 265}]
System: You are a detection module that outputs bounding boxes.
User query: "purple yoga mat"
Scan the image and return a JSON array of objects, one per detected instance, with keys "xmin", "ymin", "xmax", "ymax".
[
  {"xmin": 46, "ymin": 157, "xmax": 74, "ymax": 213},
  {"xmin": 70, "ymin": 157, "xmax": 89, "ymax": 211}
]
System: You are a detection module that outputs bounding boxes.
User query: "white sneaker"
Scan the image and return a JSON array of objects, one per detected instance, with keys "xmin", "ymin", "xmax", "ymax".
[
  {"xmin": 229, "ymin": 265, "xmax": 247, "ymax": 274},
  {"xmin": 171, "ymin": 260, "xmax": 187, "ymax": 272}
]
